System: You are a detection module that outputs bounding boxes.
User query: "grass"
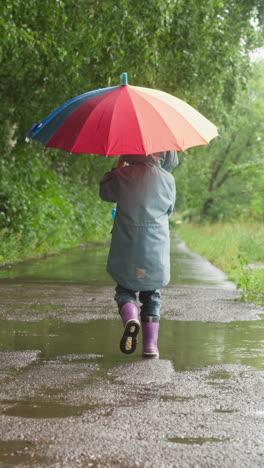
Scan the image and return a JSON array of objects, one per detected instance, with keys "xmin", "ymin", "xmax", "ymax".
[{"xmin": 176, "ymin": 221, "xmax": 264, "ymax": 306}]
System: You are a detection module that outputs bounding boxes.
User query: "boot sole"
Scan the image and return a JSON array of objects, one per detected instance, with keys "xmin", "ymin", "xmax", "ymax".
[
  {"xmin": 120, "ymin": 320, "xmax": 140, "ymax": 354},
  {"xmin": 142, "ymin": 352, "xmax": 159, "ymax": 359}
]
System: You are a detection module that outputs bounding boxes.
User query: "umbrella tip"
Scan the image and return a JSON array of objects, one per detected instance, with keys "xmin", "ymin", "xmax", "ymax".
[
  {"xmin": 122, "ymin": 72, "xmax": 128, "ymax": 85},
  {"xmin": 25, "ymin": 122, "xmax": 41, "ymax": 142}
]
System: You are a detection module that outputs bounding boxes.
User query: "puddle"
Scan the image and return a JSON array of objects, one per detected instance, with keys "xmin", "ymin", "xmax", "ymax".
[
  {"xmin": 0, "ymin": 318, "xmax": 127, "ymax": 367},
  {"xmin": 18, "ymin": 304, "xmax": 58, "ymax": 311},
  {"xmin": 0, "ymin": 234, "xmax": 234, "ymax": 289},
  {"xmin": 168, "ymin": 437, "xmax": 228, "ymax": 445},
  {"xmin": 2, "ymin": 401, "xmax": 102, "ymax": 419},
  {"xmin": 0, "ymin": 316, "xmax": 264, "ymax": 371},
  {"xmin": 0, "ymin": 439, "xmax": 51, "ymax": 465},
  {"xmin": 207, "ymin": 382, "xmax": 231, "ymax": 389},
  {"xmin": 206, "ymin": 371, "xmax": 233, "ymax": 386},
  {"xmin": 214, "ymin": 409, "xmax": 238, "ymax": 414},
  {"xmin": 160, "ymin": 396, "xmax": 193, "ymax": 402},
  {"xmin": 0, "ymin": 244, "xmax": 110, "ymax": 284},
  {"xmin": 170, "ymin": 235, "xmax": 235, "ymax": 289},
  {"xmin": 160, "ymin": 317, "xmax": 264, "ymax": 371},
  {"xmin": 206, "ymin": 371, "xmax": 232, "ymax": 380},
  {"xmin": 0, "ymin": 236, "xmax": 263, "ymax": 424}
]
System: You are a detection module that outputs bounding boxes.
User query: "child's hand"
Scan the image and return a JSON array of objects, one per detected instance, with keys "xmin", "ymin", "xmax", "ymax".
[{"xmin": 116, "ymin": 156, "xmax": 128, "ymax": 168}]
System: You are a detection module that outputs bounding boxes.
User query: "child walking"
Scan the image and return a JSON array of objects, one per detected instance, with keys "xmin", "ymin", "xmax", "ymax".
[{"xmin": 99, "ymin": 151, "xmax": 178, "ymax": 358}]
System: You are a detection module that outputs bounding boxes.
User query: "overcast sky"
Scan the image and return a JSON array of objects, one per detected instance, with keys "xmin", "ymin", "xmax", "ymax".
[{"xmin": 250, "ymin": 47, "xmax": 264, "ymax": 62}]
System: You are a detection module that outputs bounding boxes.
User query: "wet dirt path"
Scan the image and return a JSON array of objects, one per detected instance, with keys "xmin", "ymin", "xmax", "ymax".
[{"xmin": 0, "ymin": 234, "xmax": 263, "ymax": 467}]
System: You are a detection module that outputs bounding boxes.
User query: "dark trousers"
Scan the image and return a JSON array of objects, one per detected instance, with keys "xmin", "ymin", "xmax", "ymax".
[{"xmin": 114, "ymin": 284, "xmax": 161, "ymax": 322}]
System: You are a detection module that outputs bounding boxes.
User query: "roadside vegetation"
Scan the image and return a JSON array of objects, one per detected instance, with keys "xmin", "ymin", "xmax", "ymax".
[
  {"xmin": 174, "ymin": 59, "xmax": 264, "ymax": 305},
  {"xmin": 176, "ymin": 222, "xmax": 264, "ymax": 306},
  {"xmin": 1, "ymin": 0, "xmax": 263, "ymax": 305},
  {"xmin": 0, "ymin": 150, "xmax": 114, "ymax": 263}
]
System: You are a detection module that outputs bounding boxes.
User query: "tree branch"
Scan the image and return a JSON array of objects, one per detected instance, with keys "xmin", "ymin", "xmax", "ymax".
[
  {"xmin": 214, "ymin": 140, "xmax": 253, "ymax": 190},
  {"xmin": 208, "ymin": 132, "xmax": 237, "ymax": 192}
]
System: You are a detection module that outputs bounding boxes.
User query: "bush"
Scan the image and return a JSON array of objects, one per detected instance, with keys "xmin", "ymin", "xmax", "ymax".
[{"xmin": 0, "ymin": 148, "xmax": 114, "ymax": 264}]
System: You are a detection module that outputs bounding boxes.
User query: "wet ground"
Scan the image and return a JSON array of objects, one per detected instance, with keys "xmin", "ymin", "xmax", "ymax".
[{"xmin": 0, "ymin": 233, "xmax": 263, "ymax": 467}]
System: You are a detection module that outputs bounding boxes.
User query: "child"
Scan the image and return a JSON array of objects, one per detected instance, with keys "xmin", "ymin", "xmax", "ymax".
[{"xmin": 99, "ymin": 151, "xmax": 178, "ymax": 358}]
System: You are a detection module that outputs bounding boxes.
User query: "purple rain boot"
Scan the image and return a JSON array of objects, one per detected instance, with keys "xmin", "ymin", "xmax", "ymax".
[
  {"xmin": 119, "ymin": 302, "xmax": 140, "ymax": 354},
  {"xmin": 142, "ymin": 321, "xmax": 160, "ymax": 358}
]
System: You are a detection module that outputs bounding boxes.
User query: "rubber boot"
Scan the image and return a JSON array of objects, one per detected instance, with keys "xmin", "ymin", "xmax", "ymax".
[
  {"xmin": 119, "ymin": 302, "xmax": 140, "ymax": 354},
  {"xmin": 142, "ymin": 321, "xmax": 160, "ymax": 358}
]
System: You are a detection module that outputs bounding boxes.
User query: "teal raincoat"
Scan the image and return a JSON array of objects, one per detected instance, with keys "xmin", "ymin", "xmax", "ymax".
[{"xmin": 99, "ymin": 151, "xmax": 178, "ymax": 291}]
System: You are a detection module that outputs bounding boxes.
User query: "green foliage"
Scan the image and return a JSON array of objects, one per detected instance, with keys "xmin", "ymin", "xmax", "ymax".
[
  {"xmin": 233, "ymin": 253, "xmax": 264, "ymax": 305},
  {"xmin": 0, "ymin": 148, "xmax": 113, "ymax": 263},
  {"xmin": 175, "ymin": 61, "xmax": 264, "ymax": 221},
  {"xmin": 1, "ymin": 0, "xmax": 263, "ymax": 152}
]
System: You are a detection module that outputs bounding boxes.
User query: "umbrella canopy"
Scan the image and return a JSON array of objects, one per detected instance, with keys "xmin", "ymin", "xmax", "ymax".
[{"xmin": 26, "ymin": 73, "xmax": 218, "ymax": 156}]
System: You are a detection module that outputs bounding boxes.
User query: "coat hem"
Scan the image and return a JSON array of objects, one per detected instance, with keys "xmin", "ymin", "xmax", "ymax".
[{"xmin": 107, "ymin": 269, "xmax": 169, "ymax": 291}]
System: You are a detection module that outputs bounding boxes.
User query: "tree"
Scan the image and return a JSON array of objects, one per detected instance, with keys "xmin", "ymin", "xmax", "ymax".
[
  {"xmin": 175, "ymin": 61, "xmax": 264, "ymax": 220},
  {"xmin": 1, "ymin": 0, "xmax": 263, "ymax": 153}
]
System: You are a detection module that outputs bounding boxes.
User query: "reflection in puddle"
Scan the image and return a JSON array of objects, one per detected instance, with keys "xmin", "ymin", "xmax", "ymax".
[
  {"xmin": 18, "ymin": 304, "xmax": 59, "ymax": 311},
  {"xmin": 0, "ymin": 237, "xmax": 263, "ymax": 427},
  {"xmin": 168, "ymin": 437, "xmax": 228, "ymax": 445},
  {"xmin": 206, "ymin": 371, "xmax": 232, "ymax": 380},
  {"xmin": 207, "ymin": 382, "xmax": 231, "ymax": 389},
  {"xmin": 0, "ymin": 234, "xmax": 235, "ymax": 289},
  {"xmin": 214, "ymin": 409, "xmax": 238, "ymax": 414},
  {"xmin": 0, "ymin": 316, "xmax": 264, "ymax": 371},
  {"xmin": 2, "ymin": 401, "xmax": 103, "ymax": 419},
  {"xmin": 160, "ymin": 396, "xmax": 193, "ymax": 402},
  {"xmin": 0, "ymin": 245, "xmax": 110, "ymax": 284},
  {"xmin": 0, "ymin": 440, "xmax": 51, "ymax": 465},
  {"xmin": 170, "ymin": 235, "xmax": 235, "ymax": 289},
  {"xmin": 160, "ymin": 317, "xmax": 264, "ymax": 371}
]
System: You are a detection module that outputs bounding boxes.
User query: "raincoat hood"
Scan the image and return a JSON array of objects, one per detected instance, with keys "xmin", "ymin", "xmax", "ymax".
[{"xmin": 121, "ymin": 151, "xmax": 178, "ymax": 172}]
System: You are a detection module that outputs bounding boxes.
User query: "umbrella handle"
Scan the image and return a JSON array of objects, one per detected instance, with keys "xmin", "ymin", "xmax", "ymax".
[
  {"xmin": 25, "ymin": 122, "xmax": 41, "ymax": 142},
  {"xmin": 122, "ymin": 72, "xmax": 128, "ymax": 85}
]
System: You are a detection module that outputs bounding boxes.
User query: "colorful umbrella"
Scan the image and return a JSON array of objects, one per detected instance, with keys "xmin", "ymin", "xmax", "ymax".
[{"xmin": 26, "ymin": 73, "xmax": 218, "ymax": 156}]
